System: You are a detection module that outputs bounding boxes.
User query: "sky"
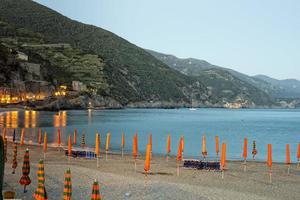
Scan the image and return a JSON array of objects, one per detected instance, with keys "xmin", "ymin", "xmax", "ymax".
[{"xmin": 34, "ymin": 0, "xmax": 300, "ymax": 80}]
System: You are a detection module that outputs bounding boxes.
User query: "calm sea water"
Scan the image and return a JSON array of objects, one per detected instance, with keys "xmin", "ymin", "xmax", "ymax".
[{"xmin": 1, "ymin": 108, "xmax": 300, "ymax": 162}]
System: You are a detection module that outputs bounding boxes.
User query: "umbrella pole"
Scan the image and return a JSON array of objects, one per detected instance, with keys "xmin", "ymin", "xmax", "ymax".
[
  {"xmin": 122, "ymin": 148, "xmax": 124, "ymax": 159},
  {"xmin": 269, "ymin": 169, "xmax": 272, "ymax": 183},
  {"xmin": 176, "ymin": 162, "xmax": 180, "ymax": 176},
  {"xmin": 297, "ymin": 159, "xmax": 299, "ymax": 169},
  {"xmin": 23, "ymin": 185, "xmax": 27, "ymax": 193},
  {"xmin": 222, "ymin": 169, "xmax": 224, "ymax": 179},
  {"xmin": 134, "ymin": 158, "xmax": 137, "ymax": 173},
  {"xmin": 106, "ymin": 151, "xmax": 108, "ymax": 161},
  {"xmin": 243, "ymin": 159, "xmax": 247, "ymax": 172},
  {"xmin": 287, "ymin": 164, "xmax": 290, "ymax": 175},
  {"xmin": 44, "ymin": 152, "xmax": 46, "ymax": 160},
  {"xmin": 166, "ymin": 154, "xmax": 169, "ymax": 162},
  {"xmin": 12, "ymin": 169, "xmax": 15, "ymax": 174},
  {"xmin": 97, "ymin": 156, "xmax": 99, "ymax": 168},
  {"xmin": 216, "ymin": 153, "xmax": 218, "ymax": 162}
]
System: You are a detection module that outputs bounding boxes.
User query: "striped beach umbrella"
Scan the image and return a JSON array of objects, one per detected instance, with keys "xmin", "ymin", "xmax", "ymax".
[
  {"xmin": 73, "ymin": 129, "xmax": 77, "ymax": 145},
  {"xmin": 91, "ymin": 180, "xmax": 101, "ymax": 200},
  {"xmin": 202, "ymin": 135, "xmax": 207, "ymax": 159},
  {"xmin": 20, "ymin": 128, "xmax": 25, "ymax": 145},
  {"xmin": 19, "ymin": 149, "xmax": 31, "ymax": 193},
  {"xmin": 215, "ymin": 136, "xmax": 219, "ymax": 159},
  {"xmin": 34, "ymin": 159, "xmax": 47, "ymax": 200},
  {"xmin": 63, "ymin": 169, "xmax": 72, "ymax": 200},
  {"xmin": 80, "ymin": 133, "xmax": 86, "ymax": 148},
  {"xmin": 57, "ymin": 128, "xmax": 61, "ymax": 147},
  {"xmin": 13, "ymin": 129, "xmax": 16, "ymax": 143},
  {"xmin": 144, "ymin": 144, "xmax": 151, "ymax": 173},
  {"xmin": 252, "ymin": 140, "xmax": 257, "ymax": 159},
  {"xmin": 38, "ymin": 129, "xmax": 42, "ymax": 145},
  {"xmin": 12, "ymin": 143, "xmax": 18, "ymax": 174}
]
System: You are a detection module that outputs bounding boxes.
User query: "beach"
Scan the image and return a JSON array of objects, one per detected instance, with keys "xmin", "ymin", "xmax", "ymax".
[{"xmin": 3, "ymin": 142, "xmax": 300, "ymax": 200}]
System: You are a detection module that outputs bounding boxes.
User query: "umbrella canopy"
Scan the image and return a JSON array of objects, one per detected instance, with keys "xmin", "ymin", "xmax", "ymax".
[
  {"xmin": 68, "ymin": 135, "xmax": 72, "ymax": 157},
  {"xmin": 220, "ymin": 143, "xmax": 227, "ymax": 169},
  {"xmin": 12, "ymin": 143, "xmax": 18, "ymax": 173},
  {"xmin": 286, "ymin": 144, "xmax": 291, "ymax": 165},
  {"xmin": 38, "ymin": 129, "xmax": 42, "ymax": 145},
  {"xmin": 73, "ymin": 129, "xmax": 77, "ymax": 145},
  {"xmin": 34, "ymin": 159, "xmax": 47, "ymax": 200},
  {"xmin": 243, "ymin": 138, "xmax": 248, "ymax": 160},
  {"xmin": 132, "ymin": 134, "xmax": 138, "ymax": 159},
  {"xmin": 297, "ymin": 142, "xmax": 300, "ymax": 160},
  {"xmin": 20, "ymin": 128, "xmax": 25, "ymax": 145},
  {"xmin": 267, "ymin": 144, "xmax": 272, "ymax": 169},
  {"xmin": 252, "ymin": 140, "xmax": 257, "ymax": 158},
  {"xmin": 19, "ymin": 149, "xmax": 31, "ymax": 187},
  {"xmin": 81, "ymin": 133, "xmax": 86, "ymax": 148},
  {"xmin": 95, "ymin": 133, "xmax": 100, "ymax": 157},
  {"xmin": 105, "ymin": 132, "xmax": 110, "ymax": 152},
  {"xmin": 13, "ymin": 129, "xmax": 16, "ymax": 143},
  {"xmin": 202, "ymin": 135, "xmax": 207, "ymax": 158},
  {"xmin": 144, "ymin": 144, "xmax": 151, "ymax": 173},
  {"xmin": 91, "ymin": 180, "xmax": 101, "ymax": 200},
  {"xmin": 215, "ymin": 136, "xmax": 219, "ymax": 156},
  {"xmin": 57, "ymin": 128, "xmax": 61, "ymax": 147},
  {"xmin": 43, "ymin": 132, "xmax": 47, "ymax": 153},
  {"xmin": 176, "ymin": 137, "xmax": 183, "ymax": 161},
  {"xmin": 63, "ymin": 168, "xmax": 72, "ymax": 200},
  {"xmin": 166, "ymin": 134, "xmax": 171, "ymax": 154},
  {"xmin": 121, "ymin": 132, "xmax": 125, "ymax": 149}
]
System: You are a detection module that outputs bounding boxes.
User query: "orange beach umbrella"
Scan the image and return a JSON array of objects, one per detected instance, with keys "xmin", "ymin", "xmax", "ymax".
[
  {"xmin": 73, "ymin": 129, "xmax": 77, "ymax": 145},
  {"xmin": 38, "ymin": 129, "xmax": 42, "ymax": 145},
  {"xmin": 220, "ymin": 143, "xmax": 226, "ymax": 169},
  {"xmin": 286, "ymin": 144, "xmax": 291, "ymax": 165},
  {"xmin": 149, "ymin": 133, "xmax": 152, "ymax": 152},
  {"xmin": 95, "ymin": 133, "xmax": 100, "ymax": 157},
  {"xmin": 43, "ymin": 132, "xmax": 47, "ymax": 153},
  {"xmin": 68, "ymin": 135, "xmax": 72, "ymax": 157},
  {"xmin": 297, "ymin": 142, "xmax": 300, "ymax": 160},
  {"xmin": 121, "ymin": 132, "xmax": 125, "ymax": 149},
  {"xmin": 215, "ymin": 136, "xmax": 219, "ymax": 157},
  {"xmin": 267, "ymin": 144, "xmax": 272, "ymax": 169},
  {"xmin": 181, "ymin": 136, "xmax": 184, "ymax": 152},
  {"xmin": 202, "ymin": 135, "xmax": 207, "ymax": 158},
  {"xmin": 20, "ymin": 128, "xmax": 25, "ymax": 145},
  {"xmin": 243, "ymin": 138, "xmax": 248, "ymax": 160},
  {"xmin": 144, "ymin": 144, "xmax": 151, "ymax": 173},
  {"xmin": 57, "ymin": 128, "xmax": 61, "ymax": 147},
  {"xmin": 176, "ymin": 137, "xmax": 183, "ymax": 161},
  {"xmin": 132, "ymin": 134, "xmax": 138, "ymax": 159},
  {"xmin": 166, "ymin": 134, "xmax": 171, "ymax": 154}
]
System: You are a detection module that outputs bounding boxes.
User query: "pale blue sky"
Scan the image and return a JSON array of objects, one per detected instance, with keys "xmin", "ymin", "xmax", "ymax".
[{"xmin": 34, "ymin": 0, "xmax": 300, "ymax": 80}]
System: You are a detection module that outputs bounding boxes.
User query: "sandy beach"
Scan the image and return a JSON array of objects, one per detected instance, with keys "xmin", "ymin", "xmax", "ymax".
[{"xmin": 3, "ymin": 142, "xmax": 300, "ymax": 200}]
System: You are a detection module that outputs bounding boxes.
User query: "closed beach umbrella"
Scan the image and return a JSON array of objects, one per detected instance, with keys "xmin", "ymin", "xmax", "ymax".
[
  {"xmin": 20, "ymin": 128, "xmax": 25, "ymax": 145},
  {"xmin": 220, "ymin": 143, "xmax": 227, "ymax": 179},
  {"xmin": 12, "ymin": 143, "xmax": 18, "ymax": 174},
  {"xmin": 202, "ymin": 135, "xmax": 207, "ymax": 159},
  {"xmin": 215, "ymin": 136, "xmax": 219, "ymax": 159},
  {"xmin": 73, "ymin": 129, "xmax": 77, "ymax": 145},
  {"xmin": 176, "ymin": 137, "xmax": 183, "ymax": 162},
  {"xmin": 57, "ymin": 128, "xmax": 61, "ymax": 147},
  {"xmin": 297, "ymin": 142, "xmax": 300, "ymax": 168},
  {"xmin": 252, "ymin": 140, "xmax": 257, "ymax": 159},
  {"xmin": 144, "ymin": 144, "xmax": 151, "ymax": 173},
  {"xmin": 81, "ymin": 133, "xmax": 86, "ymax": 148},
  {"xmin": 43, "ymin": 132, "xmax": 47, "ymax": 153},
  {"xmin": 19, "ymin": 149, "xmax": 31, "ymax": 193},
  {"xmin": 34, "ymin": 159, "xmax": 47, "ymax": 200},
  {"xmin": 105, "ymin": 132, "xmax": 110, "ymax": 152},
  {"xmin": 38, "ymin": 129, "xmax": 42, "ymax": 145},
  {"xmin": 181, "ymin": 136, "xmax": 184, "ymax": 152},
  {"xmin": 91, "ymin": 180, "xmax": 101, "ymax": 200},
  {"xmin": 286, "ymin": 144, "xmax": 291, "ymax": 174},
  {"xmin": 13, "ymin": 129, "xmax": 16, "ymax": 143},
  {"xmin": 132, "ymin": 134, "xmax": 138, "ymax": 159},
  {"xmin": 243, "ymin": 138, "xmax": 248, "ymax": 160},
  {"xmin": 267, "ymin": 144, "xmax": 272, "ymax": 169},
  {"xmin": 63, "ymin": 168, "xmax": 72, "ymax": 200},
  {"xmin": 121, "ymin": 132, "xmax": 125, "ymax": 149},
  {"xmin": 166, "ymin": 134, "xmax": 171, "ymax": 155},
  {"xmin": 95, "ymin": 133, "xmax": 100, "ymax": 157},
  {"xmin": 149, "ymin": 133, "xmax": 152, "ymax": 152},
  {"xmin": 68, "ymin": 135, "xmax": 72, "ymax": 157}
]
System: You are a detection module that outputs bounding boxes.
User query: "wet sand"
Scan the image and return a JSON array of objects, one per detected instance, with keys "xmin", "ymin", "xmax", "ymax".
[{"xmin": 3, "ymin": 143, "xmax": 300, "ymax": 200}]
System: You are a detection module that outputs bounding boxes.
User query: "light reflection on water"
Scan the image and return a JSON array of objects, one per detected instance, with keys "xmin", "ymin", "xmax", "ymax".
[{"xmin": 0, "ymin": 109, "xmax": 300, "ymax": 163}]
